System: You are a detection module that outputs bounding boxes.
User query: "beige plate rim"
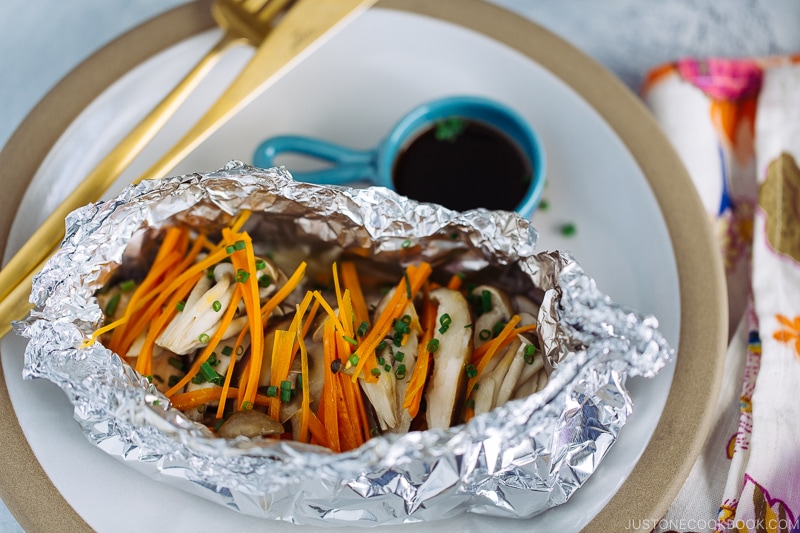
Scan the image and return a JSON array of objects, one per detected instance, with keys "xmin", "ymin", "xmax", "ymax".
[{"xmin": 0, "ymin": 0, "xmax": 727, "ymax": 531}]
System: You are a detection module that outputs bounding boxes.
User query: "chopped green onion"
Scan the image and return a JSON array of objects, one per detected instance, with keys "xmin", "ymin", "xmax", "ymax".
[
  {"xmin": 394, "ymin": 351, "xmax": 404, "ymax": 362},
  {"xmin": 236, "ymin": 269, "xmax": 250, "ymax": 283},
  {"xmin": 168, "ymin": 356, "xmax": 184, "ymax": 371},
  {"xmin": 401, "ymin": 314, "xmax": 412, "ymax": 324},
  {"xmin": 377, "ymin": 356, "xmax": 385, "ymax": 366},
  {"xmin": 206, "ymin": 267, "xmax": 215, "ymax": 280},
  {"xmin": 401, "ymin": 239, "xmax": 412, "ymax": 249},
  {"xmin": 104, "ymin": 293, "xmax": 121, "ymax": 316},
  {"xmin": 395, "ymin": 364, "xmax": 407, "ymax": 380},
  {"xmin": 376, "ymin": 340, "xmax": 387, "ymax": 352},
  {"xmin": 225, "ymin": 245, "xmax": 235, "ymax": 255},
  {"xmin": 538, "ymin": 199, "xmax": 550, "ymax": 211},
  {"xmin": 176, "ymin": 301, "xmax": 185, "ymax": 312},
  {"xmin": 465, "ymin": 323, "xmax": 473, "ymax": 329},
  {"xmin": 384, "ymin": 364, "xmax": 391, "ymax": 372},
  {"xmin": 465, "ymin": 398, "xmax": 475, "ymax": 409},
  {"xmin": 234, "ymin": 240, "xmax": 246, "ymax": 250},
  {"xmin": 439, "ymin": 313, "xmax": 452, "ymax": 334},
  {"xmin": 153, "ymin": 399, "xmax": 160, "ymax": 406},
  {"xmin": 119, "ymin": 280, "xmax": 136, "ymax": 292},
  {"xmin": 280, "ymin": 380, "xmax": 292, "ymax": 391},
  {"xmin": 371, "ymin": 368, "xmax": 381, "ymax": 377},
  {"xmin": 236, "ymin": 345, "xmax": 244, "ymax": 356},
  {"xmin": 208, "ymin": 353, "xmax": 219, "ymax": 367},
  {"xmin": 524, "ymin": 344, "xmax": 536, "ymax": 364},
  {"xmin": 560, "ymin": 222, "xmax": 577, "ymax": 237},
  {"xmin": 348, "ymin": 354, "xmax": 359, "ymax": 366},
  {"xmin": 212, "ymin": 300, "xmax": 222, "ymax": 312},
  {"xmin": 258, "ymin": 274, "xmax": 273, "ymax": 288},
  {"xmin": 199, "ymin": 362, "xmax": 221, "ymax": 384},
  {"xmin": 222, "ymin": 346, "xmax": 233, "ymax": 357},
  {"xmin": 427, "ymin": 339, "xmax": 440, "ymax": 353},
  {"xmin": 465, "ymin": 364, "xmax": 478, "ymax": 378},
  {"xmin": 168, "ymin": 375, "xmax": 180, "ymax": 388},
  {"xmin": 198, "ymin": 333, "xmax": 210, "ymax": 344},
  {"xmin": 280, "ymin": 389, "xmax": 292, "ymax": 402},
  {"xmin": 266, "ymin": 386, "xmax": 278, "ymax": 397},
  {"xmin": 481, "ymin": 290, "xmax": 492, "ymax": 313},
  {"xmin": 357, "ymin": 321, "xmax": 369, "ymax": 338},
  {"xmin": 479, "ymin": 329, "xmax": 491, "ymax": 340},
  {"xmin": 255, "ymin": 259, "xmax": 266, "ymax": 270},
  {"xmin": 152, "ymin": 374, "xmax": 164, "ymax": 383},
  {"xmin": 393, "ymin": 319, "xmax": 410, "ymax": 335},
  {"xmin": 473, "ymin": 383, "xmax": 480, "ymax": 391},
  {"xmin": 297, "ymin": 374, "xmax": 303, "ymax": 391},
  {"xmin": 343, "ymin": 335, "xmax": 358, "ymax": 347},
  {"xmin": 392, "ymin": 331, "xmax": 404, "ymax": 347},
  {"xmin": 214, "ymin": 419, "xmax": 225, "ymax": 432},
  {"xmin": 242, "ymin": 401, "xmax": 253, "ymax": 410},
  {"xmin": 492, "ymin": 320, "xmax": 506, "ymax": 337}
]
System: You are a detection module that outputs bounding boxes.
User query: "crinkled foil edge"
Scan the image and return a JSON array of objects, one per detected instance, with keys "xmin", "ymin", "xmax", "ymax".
[{"xmin": 18, "ymin": 162, "xmax": 672, "ymax": 526}]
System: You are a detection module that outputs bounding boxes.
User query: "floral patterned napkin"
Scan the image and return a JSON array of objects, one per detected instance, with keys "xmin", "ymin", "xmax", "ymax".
[{"xmin": 642, "ymin": 55, "xmax": 800, "ymax": 533}]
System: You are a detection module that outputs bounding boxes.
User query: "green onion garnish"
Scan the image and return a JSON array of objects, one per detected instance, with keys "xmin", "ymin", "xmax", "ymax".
[
  {"xmin": 280, "ymin": 380, "xmax": 292, "ymax": 391},
  {"xmin": 199, "ymin": 362, "xmax": 221, "ymax": 384},
  {"xmin": 222, "ymin": 346, "xmax": 233, "ymax": 357},
  {"xmin": 208, "ymin": 352, "xmax": 219, "ymax": 366},
  {"xmin": 212, "ymin": 300, "xmax": 222, "ymax": 312},
  {"xmin": 280, "ymin": 389, "xmax": 291, "ymax": 402},
  {"xmin": 255, "ymin": 259, "xmax": 266, "ymax": 270},
  {"xmin": 214, "ymin": 419, "xmax": 225, "ymax": 432},
  {"xmin": 377, "ymin": 356, "xmax": 385, "ymax": 366},
  {"xmin": 479, "ymin": 329, "xmax": 491, "ymax": 340},
  {"xmin": 198, "ymin": 333, "xmax": 210, "ymax": 344},
  {"xmin": 152, "ymin": 374, "xmax": 164, "ymax": 383},
  {"xmin": 401, "ymin": 314, "xmax": 412, "ymax": 324},
  {"xmin": 395, "ymin": 364, "xmax": 407, "ymax": 380},
  {"xmin": 481, "ymin": 290, "xmax": 492, "ymax": 313},
  {"xmin": 168, "ymin": 375, "xmax": 180, "ymax": 387},
  {"xmin": 168, "ymin": 356, "xmax": 184, "ymax": 371},
  {"xmin": 392, "ymin": 331, "xmax": 404, "ymax": 347},
  {"xmin": 371, "ymin": 368, "xmax": 381, "ymax": 377},
  {"xmin": 236, "ymin": 269, "xmax": 250, "ymax": 283},
  {"xmin": 524, "ymin": 344, "xmax": 536, "ymax": 364},
  {"xmin": 560, "ymin": 222, "xmax": 577, "ymax": 237},
  {"xmin": 343, "ymin": 335, "xmax": 358, "ymax": 347},
  {"xmin": 176, "ymin": 301, "xmax": 185, "ymax": 312},
  {"xmin": 258, "ymin": 274, "xmax": 273, "ymax": 288},
  {"xmin": 465, "ymin": 364, "xmax": 478, "ymax": 378},
  {"xmin": 439, "ymin": 313, "xmax": 452, "ymax": 334},
  {"xmin": 465, "ymin": 398, "xmax": 475, "ymax": 409},
  {"xmin": 427, "ymin": 339, "xmax": 440, "ymax": 353},
  {"xmin": 492, "ymin": 320, "xmax": 506, "ymax": 337},
  {"xmin": 357, "ymin": 321, "xmax": 369, "ymax": 338},
  {"xmin": 225, "ymin": 245, "xmax": 235, "ymax": 255},
  {"xmin": 266, "ymin": 386, "xmax": 278, "ymax": 397},
  {"xmin": 384, "ymin": 364, "xmax": 391, "ymax": 372},
  {"xmin": 119, "ymin": 280, "xmax": 136, "ymax": 292},
  {"xmin": 242, "ymin": 401, "xmax": 253, "ymax": 410},
  {"xmin": 394, "ymin": 351, "xmax": 404, "ymax": 362},
  {"xmin": 206, "ymin": 268, "xmax": 216, "ymax": 280},
  {"xmin": 348, "ymin": 354, "xmax": 359, "ymax": 366},
  {"xmin": 104, "ymin": 293, "xmax": 121, "ymax": 316},
  {"xmin": 401, "ymin": 239, "xmax": 412, "ymax": 249},
  {"xmin": 234, "ymin": 240, "xmax": 246, "ymax": 250},
  {"xmin": 376, "ymin": 340, "xmax": 387, "ymax": 352}
]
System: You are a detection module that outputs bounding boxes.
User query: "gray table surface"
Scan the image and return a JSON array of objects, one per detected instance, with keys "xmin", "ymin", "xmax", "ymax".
[{"xmin": 1, "ymin": 0, "xmax": 798, "ymax": 530}]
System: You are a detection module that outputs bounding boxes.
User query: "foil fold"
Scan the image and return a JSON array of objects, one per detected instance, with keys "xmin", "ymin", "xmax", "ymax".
[{"xmin": 19, "ymin": 161, "xmax": 672, "ymax": 525}]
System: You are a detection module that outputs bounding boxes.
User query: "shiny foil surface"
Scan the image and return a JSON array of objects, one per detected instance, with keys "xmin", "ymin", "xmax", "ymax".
[{"xmin": 19, "ymin": 162, "xmax": 672, "ymax": 525}]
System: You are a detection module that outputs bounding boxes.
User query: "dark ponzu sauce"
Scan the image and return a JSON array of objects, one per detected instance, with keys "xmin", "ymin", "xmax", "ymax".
[{"xmin": 392, "ymin": 117, "xmax": 532, "ymax": 211}]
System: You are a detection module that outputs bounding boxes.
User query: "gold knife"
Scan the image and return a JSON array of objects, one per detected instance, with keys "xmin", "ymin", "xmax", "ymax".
[{"xmin": 0, "ymin": 0, "xmax": 377, "ymax": 338}]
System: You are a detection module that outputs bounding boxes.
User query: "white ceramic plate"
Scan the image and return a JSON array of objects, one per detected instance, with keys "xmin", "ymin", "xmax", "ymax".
[{"xmin": 0, "ymin": 1, "xmax": 725, "ymax": 532}]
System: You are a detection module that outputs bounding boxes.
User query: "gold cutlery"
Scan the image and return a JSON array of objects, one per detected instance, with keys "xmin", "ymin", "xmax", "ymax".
[{"xmin": 0, "ymin": 0, "xmax": 378, "ymax": 337}]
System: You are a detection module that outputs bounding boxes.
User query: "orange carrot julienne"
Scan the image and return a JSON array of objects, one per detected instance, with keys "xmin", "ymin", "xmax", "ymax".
[
  {"xmin": 350, "ymin": 262, "xmax": 432, "ymax": 382},
  {"xmin": 340, "ymin": 262, "xmax": 369, "ymax": 326},
  {"xmin": 446, "ymin": 273, "xmax": 464, "ymax": 291},
  {"xmin": 471, "ymin": 321, "xmax": 537, "ymax": 364},
  {"xmin": 298, "ymin": 321, "xmax": 311, "ymax": 443},
  {"xmin": 464, "ymin": 315, "xmax": 522, "ymax": 407},
  {"xmin": 402, "ymin": 295, "xmax": 437, "ymax": 417},
  {"xmin": 164, "ymin": 284, "xmax": 243, "ymax": 397}
]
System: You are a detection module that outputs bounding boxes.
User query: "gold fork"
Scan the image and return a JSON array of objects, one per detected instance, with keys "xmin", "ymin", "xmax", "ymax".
[
  {"xmin": 0, "ymin": 0, "xmax": 377, "ymax": 338},
  {"xmin": 0, "ymin": 0, "xmax": 294, "ymax": 305}
]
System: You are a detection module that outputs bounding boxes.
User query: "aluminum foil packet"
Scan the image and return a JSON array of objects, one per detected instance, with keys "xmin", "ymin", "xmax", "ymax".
[{"xmin": 18, "ymin": 161, "xmax": 672, "ymax": 526}]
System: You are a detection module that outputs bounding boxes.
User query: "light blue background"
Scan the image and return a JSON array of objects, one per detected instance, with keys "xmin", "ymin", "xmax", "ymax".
[{"xmin": 0, "ymin": 0, "xmax": 798, "ymax": 530}]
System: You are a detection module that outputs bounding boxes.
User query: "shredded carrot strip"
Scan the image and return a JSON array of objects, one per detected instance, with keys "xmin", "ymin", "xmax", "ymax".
[
  {"xmin": 236, "ymin": 358, "xmax": 250, "ymax": 410},
  {"xmin": 267, "ymin": 329, "xmax": 296, "ymax": 419},
  {"xmin": 306, "ymin": 410, "xmax": 329, "ymax": 448},
  {"xmin": 260, "ymin": 262, "xmax": 307, "ymax": 322},
  {"xmin": 465, "ymin": 315, "xmax": 522, "ymax": 405},
  {"xmin": 319, "ymin": 319, "xmax": 341, "ymax": 452},
  {"xmin": 446, "ymin": 273, "xmax": 463, "ymax": 291},
  {"xmin": 312, "ymin": 290, "xmax": 346, "ymax": 334},
  {"xmin": 134, "ymin": 272, "xmax": 200, "ymax": 376},
  {"xmin": 164, "ymin": 284, "xmax": 243, "ymax": 397},
  {"xmin": 350, "ymin": 263, "xmax": 432, "ymax": 382},
  {"xmin": 402, "ymin": 294, "xmax": 437, "ymax": 417},
  {"xmin": 353, "ymin": 375, "xmax": 371, "ymax": 442},
  {"xmin": 298, "ymin": 320, "xmax": 311, "ymax": 443},
  {"xmin": 340, "ymin": 262, "xmax": 369, "ymax": 325},
  {"xmin": 229, "ymin": 209, "xmax": 252, "ymax": 233},
  {"xmin": 170, "ymin": 386, "xmax": 237, "ymax": 411},
  {"xmin": 471, "ymin": 322, "xmax": 538, "ymax": 364},
  {"xmin": 337, "ymin": 371, "xmax": 362, "ymax": 450}
]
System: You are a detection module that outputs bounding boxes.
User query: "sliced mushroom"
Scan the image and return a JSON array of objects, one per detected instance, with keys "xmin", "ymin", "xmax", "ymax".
[
  {"xmin": 471, "ymin": 338, "xmax": 520, "ymax": 417},
  {"xmin": 495, "ymin": 337, "xmax": 535, "ymax": 407},
  {"xmin": 425, "ymin": 287, "xmax": 473, "ymax": 429},
  {"xmin": 472, "ymin": 285, "xmax": 513, "ymax": 349},
  {"xmin": 216, "ymin": 409, "xmax": 284, "ymax": 439},
  {"xmin": 359, "ymin": 289, "xmax": 420, "ymax": 433}
]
